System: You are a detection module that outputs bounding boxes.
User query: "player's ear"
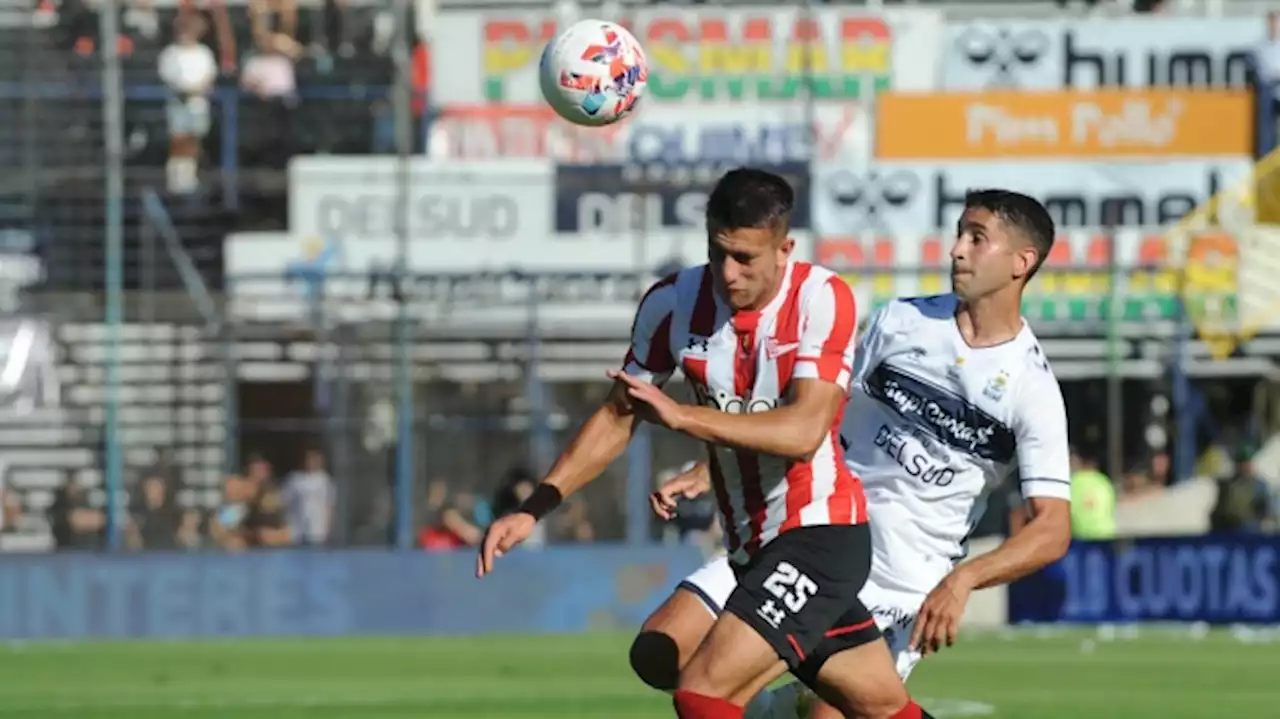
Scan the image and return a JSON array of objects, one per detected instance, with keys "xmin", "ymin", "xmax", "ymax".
[
  {"xmin": 1013, "ymin": 243, "xmax": 1037, "ymax": 280},
  {"xmin": 777, "ymin": 235, "xmax": 796, "ymax": 262}
]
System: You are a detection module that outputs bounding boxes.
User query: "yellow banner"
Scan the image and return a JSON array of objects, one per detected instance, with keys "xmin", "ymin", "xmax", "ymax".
[{"xmin": 876, "ymin": 90, "xmax": 1253, "ymax": 159}]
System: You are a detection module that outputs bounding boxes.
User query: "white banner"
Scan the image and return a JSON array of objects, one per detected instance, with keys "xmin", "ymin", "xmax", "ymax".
[
  {"xmin": 943, "ymin": 17, "xmax": 1264, "ymax": 91},
  {"xmin": 432, "ymin": 7, "xmax": 943, "ymax": 105},
  {"xmin": 288, "ymin": 157, "xmax": 564, "ymax": 272},
  {"xmin": 811, "ymin": 159, "xmax": 1253, "ymax": 239},
  {"xmin": 430, "ymin": 102, "xmax": 871, "ymax": 164}
]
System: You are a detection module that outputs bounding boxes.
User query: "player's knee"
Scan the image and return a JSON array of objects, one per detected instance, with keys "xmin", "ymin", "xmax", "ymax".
[{"xmin": 630, "ymin": 630, "xmax": 681, "ymax": 691}]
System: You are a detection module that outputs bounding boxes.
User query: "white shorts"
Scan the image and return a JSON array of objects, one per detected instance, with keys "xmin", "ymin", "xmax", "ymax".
[{"xmin": 678, "ymin": 555, "xmax": 925, "ymax": 680}]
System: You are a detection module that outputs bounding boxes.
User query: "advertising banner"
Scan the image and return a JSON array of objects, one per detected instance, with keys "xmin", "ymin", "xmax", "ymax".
[
  {"xmin": 433, "ymin": 7, "xmax": 943, "ymax": 105},
  {"xmin": 1008, "ymin": 536, "xmax": 1280, "ymax": 625},
  {"xmin": 431, "ymin": 103, "xmax": 869, "ymax": 163},
  {"xmin": 875, "ymin": 89, "xmax": 1253, "ymax": 159},
  {"xmin": 554, "ymin": 162, "xmax": 811, "ymax": 233},
  {"xmin": 811, "ymin": 159, "xmax": 1252, "ymax": 237},
  {"xmin": 817, "ymin": 228, "xmax": 1241, "ymax": 326},
  {"xmin": 287, "ymin": 157, "xmax": 555, "ymax": 272},
  {"xmin": 0, "ymin": 547, "xmax": 708, "ymax": 639},
  {"xmin": 943, "ymin": 17, "xmax": 1264, "ymax": 91}
]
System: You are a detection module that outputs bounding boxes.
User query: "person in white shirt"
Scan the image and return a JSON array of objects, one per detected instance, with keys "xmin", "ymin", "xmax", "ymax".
[
  {"xmin": 156, "ymin": 14, "xmax": 217, "ymax": 194},
  {"xmin": 635, "ymin": 188, "xmax": 1074, "ymax": 719},
  {"xmin": 281, "ymin": 449, "xmax": 336, "ymax": 546}
]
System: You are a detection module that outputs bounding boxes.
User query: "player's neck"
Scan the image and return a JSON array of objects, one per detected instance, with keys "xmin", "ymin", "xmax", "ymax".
[{"xmin": 954, "ymin": 293, "xmax": 1023, "ymax": 348}]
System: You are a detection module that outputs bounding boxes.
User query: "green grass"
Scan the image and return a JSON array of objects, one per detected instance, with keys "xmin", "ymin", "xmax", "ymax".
[{"xmin": 0, "ymin": 629, "xmax": 1272, "ymax": 717}]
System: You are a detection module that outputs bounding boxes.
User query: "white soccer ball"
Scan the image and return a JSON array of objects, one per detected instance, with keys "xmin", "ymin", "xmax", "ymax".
[{"xmin": 539, "ymin": 19, "xmax": 648, "ymax": 127}]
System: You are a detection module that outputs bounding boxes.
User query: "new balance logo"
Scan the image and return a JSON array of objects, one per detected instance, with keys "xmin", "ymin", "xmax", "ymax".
[{"xmin": 766, "ymin": 338, "xmax": 800, "ymax": 360}]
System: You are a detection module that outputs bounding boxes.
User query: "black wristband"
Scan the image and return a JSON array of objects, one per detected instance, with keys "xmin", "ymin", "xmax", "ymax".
[{"xmin": 518, "ymin": 484, "xmax": 563, "ymax": 521}]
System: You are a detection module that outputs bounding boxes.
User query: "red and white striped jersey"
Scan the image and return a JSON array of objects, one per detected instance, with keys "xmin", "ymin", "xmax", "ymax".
[{"xmin": 623, "ymin": 261, "xmax": 866, "ymax": 564}]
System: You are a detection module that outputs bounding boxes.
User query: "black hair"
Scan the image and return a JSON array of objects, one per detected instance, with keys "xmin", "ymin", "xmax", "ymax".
[
  {"xmin": 964, "ymin": 189, "xmax": 1056, "ymax": 279},
  {"xmin": 705, "ymin": 167, "xmax": 794, "ymax": 233}
]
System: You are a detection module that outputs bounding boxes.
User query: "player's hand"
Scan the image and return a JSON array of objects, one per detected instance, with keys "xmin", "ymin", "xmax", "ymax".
[
  {"xmin": 475, "ymin": 512, "xmax": 536, "ymax": 579},
  {"xmin": 607, "ymin": 370, "xmax": 689, "ymax": 431},
  {"xmin": 909, "ymin": 571, "xmax": 974, "ymax": 656},
  {"xmin": 650, "ymin": 466, "xmax": 711, "ymax": 520}
]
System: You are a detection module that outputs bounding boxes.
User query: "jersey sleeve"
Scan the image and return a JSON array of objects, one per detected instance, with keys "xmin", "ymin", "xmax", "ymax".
[
  {"xmin": 621, "ymin": 275, "xmax": 678, "ymax": 386},
  {"xmin": 1012, "ymin": 363, "xmax": 1072, "ymax": 501},
  {"xmin": 793, "ymin": 274, "xmax": 858, "ymax": 392}
]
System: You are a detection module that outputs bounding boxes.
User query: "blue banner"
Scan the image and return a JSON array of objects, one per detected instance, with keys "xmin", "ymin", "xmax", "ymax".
[
  {"xmin": 553, "ymin": 163, "xmax": 812, "ymax": 234},
  {"xmin": 1008, "ymin": 536, "xmax": 1280, "ymax": 624},
  {"xmin": 0, "ymin": 546, "xmax": 708, "ymax": 640}
]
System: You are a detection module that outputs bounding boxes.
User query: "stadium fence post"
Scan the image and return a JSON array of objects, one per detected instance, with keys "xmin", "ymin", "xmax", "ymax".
[
  {"xmin": 391, "ymin": 0, "xmax": 415, "ymax": 550},
  {"xmin": 100, "ymin": 0, "xmax": 126, "ymax": 552}
]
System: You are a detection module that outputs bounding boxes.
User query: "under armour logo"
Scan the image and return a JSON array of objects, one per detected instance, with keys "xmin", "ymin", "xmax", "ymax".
[
  {"xmin": 687, "ymin": 336, "xmax": 710, "ymax": 353},
  {"xmin": 757, "ymin": 600, "xmax": 786, "ymax": 630}
]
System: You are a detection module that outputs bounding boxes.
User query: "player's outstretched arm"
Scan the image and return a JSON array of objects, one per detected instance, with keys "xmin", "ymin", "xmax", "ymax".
[
  {"xmin": 478, "ymin": 276, "xmax": 679, "ymax": 578},
  {"xmin": 956, "ymin": 495, "xmax": 1070, "ymax": 591}
]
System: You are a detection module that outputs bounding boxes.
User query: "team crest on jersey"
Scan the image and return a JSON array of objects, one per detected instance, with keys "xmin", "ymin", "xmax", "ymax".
[
  {"xmin": 982, "ymin": 371, "xmax": 1010, "ymax": 403},
  {"xmin": 947, "ymin": 356, "xmax": 966, "ymax": 381}
]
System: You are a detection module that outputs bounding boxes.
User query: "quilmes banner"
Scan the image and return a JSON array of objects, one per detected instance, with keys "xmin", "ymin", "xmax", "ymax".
[
  {"xmin": 944, "ymin": 17, "xmax": 1264, "ymax": 90},
  {"xmin": 875, "ymin": 89, "xmax": 1253, "ymax": 159},
  {"xmin": 810, "ymin": 159, "xmax": 1252, "ymax": 237},
  {"xmin": 432, "ymin": 7, "xmax": 943, "ymax": 105},
  {"xmin": 1008, "ymin": 536, "xmax": 1280, "ymax": 624},
  {"xmin": 554, "ymin": 162, "xmax": 812, "ymax": 234},
  {"xmin": 287, "ymin": 157, "xmax": 558, "ymax": 271},
  {"xmin": 431, "ymin": 103, "xmax": 870, "ymax": 163},
  {"xmin": 817, "ymin": 228, "xmax": 1241, "ymax": 325}
]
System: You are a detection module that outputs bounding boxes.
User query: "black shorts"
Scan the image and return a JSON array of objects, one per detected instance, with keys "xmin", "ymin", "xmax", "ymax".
[{"xmin": 723, "ymin": 523, "xmax": 883, "ymax": 684}]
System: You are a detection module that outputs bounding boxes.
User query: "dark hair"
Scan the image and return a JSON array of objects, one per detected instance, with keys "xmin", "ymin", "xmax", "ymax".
[
  {"xmin": 964, "ymin": 189, "xmax": 1056, "ymax": 279},
  {"xmin": 705, "ymin": 167, "xmax": 794, "ymax": 233}
]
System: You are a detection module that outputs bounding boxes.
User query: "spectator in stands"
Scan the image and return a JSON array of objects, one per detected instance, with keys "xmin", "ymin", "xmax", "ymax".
[
  {"xmin": 176, "ymin": 0, "xmax": 238, "ymax": 74},
  {"xmin": 556, "ymin": 497, "xmax": 596, "ymax": 544},
  {"xmin": 281, "ymin": 448, "xmax": 335, "ymax": 546},
  {"xmin": 1209, "ymin": 444, "xmax": 1274, "ymax": 534},
  {"xmin": 210, "ymin": 473, "xmax": 253, "ymax": 551},
  {"xmin": 418, "ymin": 478, "xmax": 483, "ymax": 550},
  {"xmin": 126, "ymin": 474, "xmax": 200, "ymax": 550},
  {"xmin": 250, "ymin": 0, "xmax": 297, "ymax": 48},
  {"xmin": 240, "ymin": 33, "xmax": 300, "ymax": 168},
  {"xmin": 157, "ymin": 13, "xmax": 218, "ymax": 195},
  {"xmin": 48, "ymin": 471, "xmax": 104, "ymax": 551},
  {"xmin": 241, "ymin": 453, "xmax": 292, "ymax": 547},
  {"xmin": 1069, "ymin": 448, "xmax": 1116, "ymax": 540}
]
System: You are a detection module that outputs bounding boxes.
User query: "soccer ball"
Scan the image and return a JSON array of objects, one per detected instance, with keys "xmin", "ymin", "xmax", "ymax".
[{"xmin": 539, "ymin": 19, "xmax": 648, "ymax": 127}]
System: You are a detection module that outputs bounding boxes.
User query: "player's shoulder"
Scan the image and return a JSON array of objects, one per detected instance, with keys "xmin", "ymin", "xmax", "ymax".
[
  {"xmin": 640, "ymin": 266, "xmax": 703, "ymax": 305},
  {"xmin": 869, "ymin": 293, "xmax": 958, "ymax": 331}
]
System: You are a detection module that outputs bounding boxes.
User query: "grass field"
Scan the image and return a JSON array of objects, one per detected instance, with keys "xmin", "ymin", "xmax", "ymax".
[{"xmin": 0, "ymin": 628, "xmax": 1274, "ymax": 718}]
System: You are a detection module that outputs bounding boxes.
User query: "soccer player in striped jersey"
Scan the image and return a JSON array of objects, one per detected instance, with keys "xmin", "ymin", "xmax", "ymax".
[
  {"xmin": 635, "ymin": 189, "xmax": 1074, "ymax": 719},
  {"xmin": 477, "ymin": 168, "xmax": 933, "ymax": 719}
]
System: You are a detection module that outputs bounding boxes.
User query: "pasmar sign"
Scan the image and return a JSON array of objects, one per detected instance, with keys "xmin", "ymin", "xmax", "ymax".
[
  {"xmin": 818, "ymin": 228, "xmax": 1240, "ymax": 326},
  {"xmin": 431, "ymin": 8, "xmax": 943, "ymax": 105}
]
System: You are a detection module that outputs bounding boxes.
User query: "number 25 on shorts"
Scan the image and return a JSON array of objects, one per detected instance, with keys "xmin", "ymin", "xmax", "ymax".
[{"xmin": 762, "ymin": 561, "xmax": 818, "ymax": 613}]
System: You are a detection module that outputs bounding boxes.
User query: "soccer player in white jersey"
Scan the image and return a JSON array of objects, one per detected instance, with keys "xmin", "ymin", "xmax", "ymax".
[
  {"xmin": 477, "ymin": 168, "xmax": 935, "ymax": 719},
  {"xmin": 630, "ymin": 188, "xmax": 1074, "ymax": 719}
]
